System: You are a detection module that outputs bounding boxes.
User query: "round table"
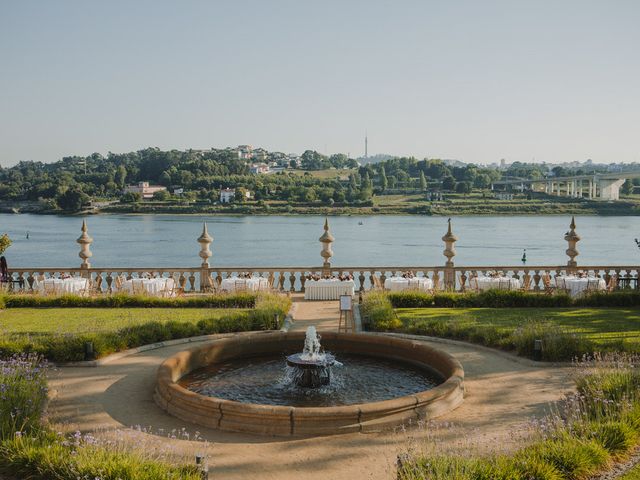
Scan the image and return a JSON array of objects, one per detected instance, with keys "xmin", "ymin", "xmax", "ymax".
[{"xmin": 556, "ymin": 276, "xmax": 606, "ymax": 297}]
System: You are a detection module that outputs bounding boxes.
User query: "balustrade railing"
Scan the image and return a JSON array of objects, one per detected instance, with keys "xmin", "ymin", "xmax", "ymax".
[{"xmin": 4, "ymin": 265, "xmax": 639, "ymax": 294}]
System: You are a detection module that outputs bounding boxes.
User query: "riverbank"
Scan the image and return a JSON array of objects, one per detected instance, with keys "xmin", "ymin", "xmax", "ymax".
[{"xmin": 4, "ymin": 193, "xmax": 640, "ymax": 216}]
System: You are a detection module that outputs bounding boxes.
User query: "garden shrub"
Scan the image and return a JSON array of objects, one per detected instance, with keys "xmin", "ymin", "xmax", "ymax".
[
  {"xmin": 360, "ymin": 292, "xmax": 401, "ymax": 330},
  {"xmin": 2, "ymin": 292, "xmax": 257, "ymax": 309},
  {"xmin": 511, "ymin": 321, "xmax": 595, "ymax": 361},
  {"xmin": 386, "ymin": 289, "xmax": 638, "ymax": 309}
]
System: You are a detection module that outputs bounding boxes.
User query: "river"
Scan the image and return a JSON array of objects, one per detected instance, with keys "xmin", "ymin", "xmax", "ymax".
[{"xmin": 0, "ymin": 214, "xmax": 637, "ymax": 268}]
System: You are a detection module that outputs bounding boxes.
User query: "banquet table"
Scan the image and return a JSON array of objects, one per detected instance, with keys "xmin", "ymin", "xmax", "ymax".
[
  {"xmin": 220, "ymin": 277, "xmax": 270, "ymax": 292},
  {"xmin": 384, "ymin": 277, "xmax": 434, "ymax": 292},
  {"xmin": 121, "ymin": 278, "xmax": 175, "ymax": 297},
  {"xmin": 471, "ymin": 276, "xmax": 522, "ymax": 291},
  {"xmin": 556, "ymin": 276, "xmax": 606, "ymax": 297},
  {"xmin": 36, "ymin": 277, "xmax": 89, "ymax": 295},
  {"xmin": 304, "ymin": 279, "xmax": 355, "ymax": 300}
]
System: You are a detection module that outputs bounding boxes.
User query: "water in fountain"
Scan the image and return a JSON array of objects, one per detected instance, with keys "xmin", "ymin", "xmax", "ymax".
[
  {"xmin": 299, "ymin": 326, "xmax": 323, "ymax": 362},
  {"xmin": 286, "ymin": 326, "xmax": 336, "ymax": 388}
]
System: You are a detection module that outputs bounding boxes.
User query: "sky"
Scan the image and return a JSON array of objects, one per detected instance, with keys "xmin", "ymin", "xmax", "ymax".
[{"xmin": 1, "ymin": 0, "xmax": 639, "ymax": 167}]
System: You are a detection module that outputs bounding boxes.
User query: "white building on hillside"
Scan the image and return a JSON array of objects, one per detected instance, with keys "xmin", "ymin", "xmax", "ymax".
[
  {"xmin": 250, "ymin": 163, "xmax": 270, "ymax": 174},
  {"xmin": 220, "ymin": 188, "xmax": 252, "ymax": 203},
  {"xmin": 124, "ymin": 182, "xmax": 167, "ymax": 199}
]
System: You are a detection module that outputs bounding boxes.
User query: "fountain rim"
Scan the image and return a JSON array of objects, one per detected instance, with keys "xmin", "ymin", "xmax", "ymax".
[{"xmin": 154, "ymin": 331, "xmax": 465, "ymax": 436}]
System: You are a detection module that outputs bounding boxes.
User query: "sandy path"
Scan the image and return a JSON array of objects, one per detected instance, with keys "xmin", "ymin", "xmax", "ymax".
[{"xmin": 47, "ymin": 331, "xmax": 574, "ymax": 480}]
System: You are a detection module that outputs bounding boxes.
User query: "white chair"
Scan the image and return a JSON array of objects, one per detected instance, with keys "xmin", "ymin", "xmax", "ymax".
[{"xmin": 498, "ymin": 278, "xmax": 512, "ymax": 291}]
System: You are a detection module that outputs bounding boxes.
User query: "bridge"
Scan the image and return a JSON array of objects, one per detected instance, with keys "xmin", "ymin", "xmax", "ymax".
[{"xmin": 491, "ymin": 171, "xmax": 640, "ymax": 201}]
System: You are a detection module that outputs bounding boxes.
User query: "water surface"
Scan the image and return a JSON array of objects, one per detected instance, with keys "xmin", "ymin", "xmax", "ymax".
[{"xmin": 0, "ymin": 214, "xmax": 638, "ymax": 267}]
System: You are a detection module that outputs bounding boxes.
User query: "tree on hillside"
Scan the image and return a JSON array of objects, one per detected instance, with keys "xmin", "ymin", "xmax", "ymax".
[
  {"xmin": 379, "ymin": 166, "xmax": 388, "ymax": 191},
  {"xmin": 56, "ymin": 188, "xmax": 89, "ymax": 212},
  {"xmin": 120, "ymin": 192, "xmax": 141, "ymax": 203},
  {"xmin": 442, "ymin": 175, "xmax": 456, "ymax": 191},
  {"xmin": 419, "ymin": 171, "xmax": 427, "ymax": 191},
  {"xmin": 455, "ymin": 181, "xmax": 471, "ymax": 195},
  {"xmin": 115, "ymin": 165, "xmax": 127, "ymax": 188},
  {"xmin": 622, "ymin": 179, "xmax": 634, "ymax": 195}
]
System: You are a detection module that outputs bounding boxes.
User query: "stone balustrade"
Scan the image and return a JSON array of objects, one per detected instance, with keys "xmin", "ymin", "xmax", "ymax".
[{"xmin": 5, "ymin": 265, "xmax": 639, "ymax": 294}]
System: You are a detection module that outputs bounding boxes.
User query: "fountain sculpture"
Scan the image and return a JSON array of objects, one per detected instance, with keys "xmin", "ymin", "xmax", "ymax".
[{"xmin": 286, "ymin": 326, "xmax": 336, "ymax": 388}]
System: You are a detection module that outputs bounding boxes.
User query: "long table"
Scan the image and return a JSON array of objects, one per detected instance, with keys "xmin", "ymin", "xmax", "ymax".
[{"xmin": 304, "ymin": 279, "xmax": 355, "ymax": 300}]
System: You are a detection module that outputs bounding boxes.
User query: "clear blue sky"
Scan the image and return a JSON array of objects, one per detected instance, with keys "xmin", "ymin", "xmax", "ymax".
[{"xmin": 1, "ymin": 0, "xmax": 639, "ymax": 167}]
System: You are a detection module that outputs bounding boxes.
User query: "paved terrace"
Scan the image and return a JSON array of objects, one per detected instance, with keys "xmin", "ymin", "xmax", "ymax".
[{"xmin": 46, "ymin": 296, "xmax": 574, "ymax": 480}]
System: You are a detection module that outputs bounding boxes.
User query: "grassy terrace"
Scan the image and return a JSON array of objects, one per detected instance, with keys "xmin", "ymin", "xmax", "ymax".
[
  {"xmin": 0, "ymin": 293, "xmax": 291, "ymax": 362},
  {"xmin": 396, "ymin": 307, "xmax": 640, "ymax": 347},
  {"xmin": 0, "ymin": 308, "xmax": 239, "ymax": 335}
]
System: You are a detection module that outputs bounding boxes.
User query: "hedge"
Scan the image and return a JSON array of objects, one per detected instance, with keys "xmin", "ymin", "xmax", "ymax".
[
  {"xmin": 0, "ymin": 292, "xmax": 257, "ymax": 309},
  {"xmin": 386, "ymin": 289, "xmax": 640, "ymax": 308}
]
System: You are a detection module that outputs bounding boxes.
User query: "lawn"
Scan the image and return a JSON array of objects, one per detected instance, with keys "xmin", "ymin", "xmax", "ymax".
[
  {"xmin": 396, "ymin": 307, "xmax": 640, "ymax": 347},
  {"xmin": 0, "ymin": 308, "xmax": 241, "ymax": 336}
]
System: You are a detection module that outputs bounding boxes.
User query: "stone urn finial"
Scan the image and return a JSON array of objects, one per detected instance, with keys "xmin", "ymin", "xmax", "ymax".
[
  {"xmin": 564, "ymin": 216, "xmax": 580, "ymax": 268},
  {"xmin": 197, "ymin": 222, "xmax": 213, "ymax": 267},
  {"xmin": 442, "ymin": 218, "xmax": 458, "ymax": 267},
  {"xmin": 77, "ymin": 219, "xmax": 93, "ymax": 269},
  {"xmin": 319, "ymin": 218, "xmax": 335, "ymax": 275}
]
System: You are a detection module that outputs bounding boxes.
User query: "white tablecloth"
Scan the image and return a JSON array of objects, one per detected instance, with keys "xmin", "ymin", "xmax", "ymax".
[
  {"xmin": 384, "ymin": 277, "xmax": 434, "ymax": 292},
  {"xmin": 220, "ymin": 277, "xmax": 270, "ymax": 292},
  {"xmin": 471, "ymin": 277, "xmax": 521, "ymax": 291},
  {"xmin": 121, "ymin": 278, "xmax": 175, "ymax": 297},
  {"xmin": 304, "ymin": 280, "xmax": 355, "ymax": 300},
  {"xmin": 556, "ymin": 276, "xmax": 606, "ymax": 297},
  {"xmin": 36, "ymin": 278, "xmax": 89, "ymax": 295}
]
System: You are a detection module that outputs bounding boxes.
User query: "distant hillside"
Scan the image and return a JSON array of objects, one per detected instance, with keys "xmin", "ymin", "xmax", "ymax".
[{"xmin": 357, "ymin": 154, "xmax": 395, "ymax": 165}]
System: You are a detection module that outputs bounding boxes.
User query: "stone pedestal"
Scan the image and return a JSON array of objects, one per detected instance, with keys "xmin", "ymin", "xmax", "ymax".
[
  {"xmin": 319, "ymin": 219, "xmax": 334, "ymax": 277},
  {"xmin": 442, "ymin": 219, "xmax": 458, "ymax": 290}
]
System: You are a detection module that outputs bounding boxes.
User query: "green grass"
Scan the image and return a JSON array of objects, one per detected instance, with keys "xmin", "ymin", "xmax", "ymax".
[
  {"xmin": 396, "ymin": 307, "xmax": 640, "ymax": 347},
  {"xmin": 0, "ymin": 308, "xmax": 239, "ymax": 336}
]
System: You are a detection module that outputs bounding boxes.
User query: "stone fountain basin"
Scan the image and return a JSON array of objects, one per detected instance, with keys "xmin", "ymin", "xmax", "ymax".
[{"xmin": 154, "ymin": 331, "xmax": 465, "ymax": 436}]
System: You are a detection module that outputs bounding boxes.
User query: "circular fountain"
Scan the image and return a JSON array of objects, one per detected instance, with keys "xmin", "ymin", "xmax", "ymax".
[{"xmin": 154, "ymin": 329, "xmax": 464, "ymax": 436}]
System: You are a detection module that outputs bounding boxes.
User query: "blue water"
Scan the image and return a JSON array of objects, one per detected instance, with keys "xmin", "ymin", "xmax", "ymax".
[{"xmin": 0, "ymin": 214, "xmax": 638, "ymax": 268}]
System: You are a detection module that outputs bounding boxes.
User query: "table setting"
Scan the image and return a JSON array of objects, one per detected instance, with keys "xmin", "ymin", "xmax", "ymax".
[
  {"xmin": 304, "ymin": 273, "xmax": 355, "ymax": 300},
  {"xmin": 471, "ymin": 271, "xmax": 521, "ymax": 291},
  {"xmin": 555, "ymin": 272, "xmax": 606, "ymax": 297},
  {"xmin": 220, "ymin": 273, "xmax": 270, "ymax": 292},
  {"xmin": 35, "ymin": 275, "xmax": 90, "ymax": 296},
  {"xmin": 120, "ymin": 275, "xmax": 176, "ymax": 297},
  {"xmin": 384, "ymin": 271, "xmax": 434, "ymax": 292}
]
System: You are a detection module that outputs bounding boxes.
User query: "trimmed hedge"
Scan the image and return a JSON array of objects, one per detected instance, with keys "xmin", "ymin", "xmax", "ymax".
[
  {"xmin": 0, "ymin": 294, "xmax": 292, "ymax": 363},
  {"xmin": 386, "ymin": 289, "xmax": 640, "ymax": 308},
  {"xmin": 0, "ymin": 292, "xmax": 257, "ymax": 309}
]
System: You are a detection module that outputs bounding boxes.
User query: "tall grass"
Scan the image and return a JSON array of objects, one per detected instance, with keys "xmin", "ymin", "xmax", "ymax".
[
  {"xmin": 0, "ymin": 355, "xmax": 202, "ymax": 479},
  {"xmin": 399, "ymin": 354, "xmax": 640, "ymax": 480}
]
